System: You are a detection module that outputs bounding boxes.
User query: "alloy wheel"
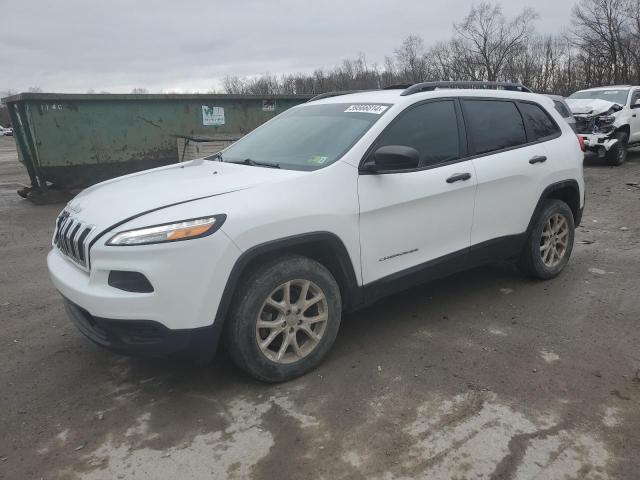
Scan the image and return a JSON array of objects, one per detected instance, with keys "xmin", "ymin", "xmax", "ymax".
[
  {"xmin": 540, "ymin": 213, "xmax": 569, "ymax": 267},
  {"xmin": 255, "ymin": 279, "xmax": 328, "ymax": 364}
]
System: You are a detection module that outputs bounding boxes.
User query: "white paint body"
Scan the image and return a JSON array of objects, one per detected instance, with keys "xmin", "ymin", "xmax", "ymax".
[{"xmin": 47, "ymin": 88, "xmax": 585, "ymax": 331}]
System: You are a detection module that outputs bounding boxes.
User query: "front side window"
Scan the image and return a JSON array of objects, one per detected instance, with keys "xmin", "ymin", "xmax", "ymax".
[
  {"xmin": 519, "ymin": 102, "xmax": 560, "ymax": 141},
  {"xmin": 631, "ymin": 90, "xmax": 640, "ymax": 106},
  {"xmin": 463, "ymin": 100, "xmax": 526, "ymax": 155},
  {"xmin": 373, "ymin": 100, "xmax": 460, "ymax": 168},
  {"xmin": 568, "ymin": 89, "xmax": 630, "ymax": 105},
  {"xmin": 218, "ymin": 103, "xmax": 390, "ymax": 171}
]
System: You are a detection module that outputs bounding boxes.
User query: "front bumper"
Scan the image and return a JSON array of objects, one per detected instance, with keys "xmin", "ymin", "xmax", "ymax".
[
  {"xmin": 63, "ymin": 297, "xmax": 215, "ymax": 356},
  {"xmin": 47, "ymin": 228, "xmax": 240, "ymax": 331},
  {"xmin": 579, "ymin": 133, "xmax": 618, "ymax": 152}
]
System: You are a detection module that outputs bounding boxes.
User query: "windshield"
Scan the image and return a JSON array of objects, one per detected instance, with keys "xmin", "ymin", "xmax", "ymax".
[
  {"xmin": 216, "ymin": 103, "xmax": 391, "ymax": 170},
  {"xmin": 568, "ymin": 89, "xmax": 629, "ymax": 105}
]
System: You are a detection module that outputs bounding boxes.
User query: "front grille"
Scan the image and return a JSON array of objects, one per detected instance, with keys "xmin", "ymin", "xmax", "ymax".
[{"xmin": 53, "ymin": 211, "xmax": 94, "ymax": 270}]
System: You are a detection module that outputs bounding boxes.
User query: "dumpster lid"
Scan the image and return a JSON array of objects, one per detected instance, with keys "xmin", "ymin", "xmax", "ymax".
[
  {"xmin": 176, "ymin": 133, "xmax": 243, "ymax": 142},
  {"xmin": 1, "ymin": 92, "xmax": 315, "ymax": 104}
]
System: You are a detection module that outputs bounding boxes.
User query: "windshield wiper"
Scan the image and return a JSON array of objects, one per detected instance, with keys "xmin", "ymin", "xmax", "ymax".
[{"xmin": 233, "ymin": 158, "xmax": 280, "ymax": 169}]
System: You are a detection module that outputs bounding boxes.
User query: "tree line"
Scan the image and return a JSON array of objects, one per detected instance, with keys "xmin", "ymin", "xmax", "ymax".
[{"xmin": 222, "ymin": 0, "xmax": 640, "ymax": 96}]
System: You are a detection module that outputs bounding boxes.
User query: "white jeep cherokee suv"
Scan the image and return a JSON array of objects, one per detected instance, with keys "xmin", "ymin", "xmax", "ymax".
[{"xmin": 48, "ymin": 81, "xmax": 585, "ymax": 382}]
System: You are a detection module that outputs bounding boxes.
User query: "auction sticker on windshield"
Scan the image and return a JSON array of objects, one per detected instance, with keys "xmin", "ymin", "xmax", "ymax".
[{"xmin": 344, "ymin": 104, "xmax": 389, "ymax": 114}]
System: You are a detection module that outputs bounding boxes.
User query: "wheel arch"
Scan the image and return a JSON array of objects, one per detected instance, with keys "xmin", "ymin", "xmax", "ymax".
[
  {"xmin": 526, "ymin": 180, "xmax": 582, "ymax": 233},
  {"xmin": 615, "ymin": 124, "xmax": 630, "ymax": 138},
  {"xmin": 208, "ymin": 232, "xmax": 362, "ymax": 352}
]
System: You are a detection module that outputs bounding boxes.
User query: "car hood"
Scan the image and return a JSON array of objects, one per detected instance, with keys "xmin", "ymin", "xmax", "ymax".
[
  {"xmin": 566, "ymin": 98, "xmax": 621, "ymax": 116},
  {"xmin": 66, "ymin": 159, "xmax": 305, "ymax": 227}
]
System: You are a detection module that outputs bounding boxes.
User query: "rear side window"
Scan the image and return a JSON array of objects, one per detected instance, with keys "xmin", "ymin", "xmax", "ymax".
[
  {"xmin": 375, "ymin": 100, "xmax": 460, "ymax": 168},
  {"xmin": 519, "ymin": 102, "xmax": 561, "ymax": 141},
  {"xmin": 553, "ymin": 100, "xmax": 572, "ymax": 118},
  {"xmin": 463, "ymin": 100, "xmax": 526, "ymax": 155}
]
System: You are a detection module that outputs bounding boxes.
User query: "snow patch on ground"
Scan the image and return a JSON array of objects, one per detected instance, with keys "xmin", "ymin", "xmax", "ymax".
[
  {"xmin": 379, "ymin": 392, "xmax": 610, "ymax": 480},
  {"xmin": 69, "ymin": 394, "xmax": 317, "ymax": 480},
  {"xmin": 602, "ymin": 407, "xmax": 621, "ymax": 428},
  {"xmin": 343, "ymin": 450, "xmax": 364, "ymax": 468},
  {"xmin": 488, "ymin": 328, "xmax": 507, "ymax": 336},
  {"xmin": 588, "ymin": 267, "xmax": 607, "ymax": 275},
  {"xmin": 540, "ymin": 350, "xmax": 561, "ymax": 363}
]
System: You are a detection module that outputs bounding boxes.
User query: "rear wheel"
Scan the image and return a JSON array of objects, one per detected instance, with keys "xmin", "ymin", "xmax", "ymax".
[
  {"xmin": 518, "ymin": 199, "xmax": 575, "ymax": 280},
  {"xmin": 606, "ymin": 130, "xmax": 628, "ymax": 166},
  {"xmin": 225, "ymin": 254, "xmax": 342, "ymax": 382}
]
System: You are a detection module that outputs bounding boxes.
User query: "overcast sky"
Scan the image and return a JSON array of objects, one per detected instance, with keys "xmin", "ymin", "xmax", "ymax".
[{"xmin": 1, "ymin": 0, "xmax": 575, "ymax": 94}]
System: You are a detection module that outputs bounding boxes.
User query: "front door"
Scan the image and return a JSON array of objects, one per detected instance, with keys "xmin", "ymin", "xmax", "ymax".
[
  {"xmin": 358, "ymin": 99, "xmax": 477, "ymax": 285},
  {"xmin": 628, "ymin": 89, "xmax": 640, "ymax": 144}
]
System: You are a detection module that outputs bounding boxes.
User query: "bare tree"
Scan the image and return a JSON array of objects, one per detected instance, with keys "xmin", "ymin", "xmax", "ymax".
[
  {"xmin": 394, "ymin": 35, "xmax": 430, "ymax": 83},
  {"xmin": 626, "ymin": 0, "xmax": 640, "ymax": 83},
  {"xmin": 453, "ymin": 2, "xmax": 538, "ymax": 81},
  {"xmin": 572, "ymin": 0, "xmax": 629, "ymax": 84},
  {"xmin": 130, "ymin": 87, "xmax": 149, "ymax": 94},
  {"xmin": 220, "ymin": 0, "xmax": 640, "ymax": 97}
]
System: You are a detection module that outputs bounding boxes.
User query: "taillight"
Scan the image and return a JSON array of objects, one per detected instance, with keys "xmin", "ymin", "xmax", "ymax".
[{"xmin": 577, "ymin": 135, "xmax": 586, "ymax": 152}]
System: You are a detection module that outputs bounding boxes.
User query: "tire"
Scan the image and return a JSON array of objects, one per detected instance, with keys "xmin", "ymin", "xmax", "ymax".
[
  {"xmin": 517, "ymin": 199, "xmax": 575, "ymax": 280},
  {"xmin": 606, "ymin": 130, "xmax": 628, "ymax": 166},
  {"xmin": 225, "ymin": 254, "xmax": 342, "ymax": 382}
]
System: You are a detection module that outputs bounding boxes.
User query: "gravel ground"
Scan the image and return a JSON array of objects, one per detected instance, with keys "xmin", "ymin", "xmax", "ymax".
[{"xmin": 1, "ymin": 135, "xmax": 639, "ymax": 480}]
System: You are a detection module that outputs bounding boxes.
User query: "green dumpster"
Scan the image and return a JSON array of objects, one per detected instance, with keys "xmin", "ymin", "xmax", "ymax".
[{"xmin": 1, "ymin": 93, "xmax": 312, "ymax": 198}]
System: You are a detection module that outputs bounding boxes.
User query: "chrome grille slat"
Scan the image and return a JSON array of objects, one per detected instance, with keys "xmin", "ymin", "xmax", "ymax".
[
  {"xmin": 61, "ymin": 216, "xmax": 74, "ymax": 254},
  {"xmin": 62, "ymin": 222, "xmax": 73, "ymax": 255},
  {"xmin": 69, "ymin": 223, "xmax": 82, "ymax": 257},
  {"xmin": 77, "ymin": 227, "xmax": 91, "ymax": 262},
  {"xmin": 53, "ymin": 210, "xmax": 94, "ymax": 271},
  {"xmin": 58, "ymin": 216, "xmax": 69, "ymax": 253}
]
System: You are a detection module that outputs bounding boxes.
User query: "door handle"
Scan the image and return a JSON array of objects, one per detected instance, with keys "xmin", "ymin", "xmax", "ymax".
[
  {"xmin": 529, "ymin": 155, "xmax": 547, "ymax": 164},
  {"xmin": 446, "ymin": 172, "xmax": 472, "ymax": 183}
]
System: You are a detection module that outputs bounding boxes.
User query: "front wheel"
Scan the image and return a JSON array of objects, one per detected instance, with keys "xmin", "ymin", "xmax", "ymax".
[
  {"xmin": 225, "ymin": 254, "xmax": 342, "ymax": 382},
  {"xmin": 606, "ymin": 131, "xmax": 628, "ymax": 166},
  {"xmin": 517, "ymin": 199, "xmax": 575, "ymax": 280}
]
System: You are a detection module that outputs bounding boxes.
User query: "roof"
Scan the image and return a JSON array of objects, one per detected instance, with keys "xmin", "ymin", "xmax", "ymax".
[{"xmin": 309, "ymin": 87, "xmax": 546, "ymax": 108}]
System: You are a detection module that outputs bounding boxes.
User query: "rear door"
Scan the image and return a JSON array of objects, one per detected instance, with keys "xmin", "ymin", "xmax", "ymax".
[
  {"xmin": 358, "ymin": 99, "xmax": 477, "ymax": 285},
  {"xmin": 463, "ymin": 98, "xmax": 560, "ymax": 256}
]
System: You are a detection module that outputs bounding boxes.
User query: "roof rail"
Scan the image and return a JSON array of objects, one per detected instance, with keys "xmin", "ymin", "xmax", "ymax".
[
  {"xmin": 307, "ymin": 90, "xmax": 366, "ymax": 102},
  {"xmin": 585, "ymin": 84, "xmax": 632, "ymax": 89},
  {"xmin": 382, "ymin": 84, "xmax": 413, "ymax": 90},
  {"xmin": 400, "ymin": 81, "xmax": 532, "ymax": 96}
]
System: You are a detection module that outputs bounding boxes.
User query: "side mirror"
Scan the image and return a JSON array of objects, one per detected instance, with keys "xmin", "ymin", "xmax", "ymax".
[{"xmin": 365, "ymin": 145, "xmax": 420, "ymax": 172}]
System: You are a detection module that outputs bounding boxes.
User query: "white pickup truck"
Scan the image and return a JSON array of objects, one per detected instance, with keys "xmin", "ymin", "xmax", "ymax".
[{"xmin": 567, "ymin": 86, "xmax": 640, "ymax": 165}]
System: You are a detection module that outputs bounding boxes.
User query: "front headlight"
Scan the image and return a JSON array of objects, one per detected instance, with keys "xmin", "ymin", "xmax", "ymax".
[
  {"xmin": 597, "ymin": 115, "xmax": 616, "ymax": 125},
  {"xmin": 107, "ymin": 215, "xmax": 226, "ymax": 246}
]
